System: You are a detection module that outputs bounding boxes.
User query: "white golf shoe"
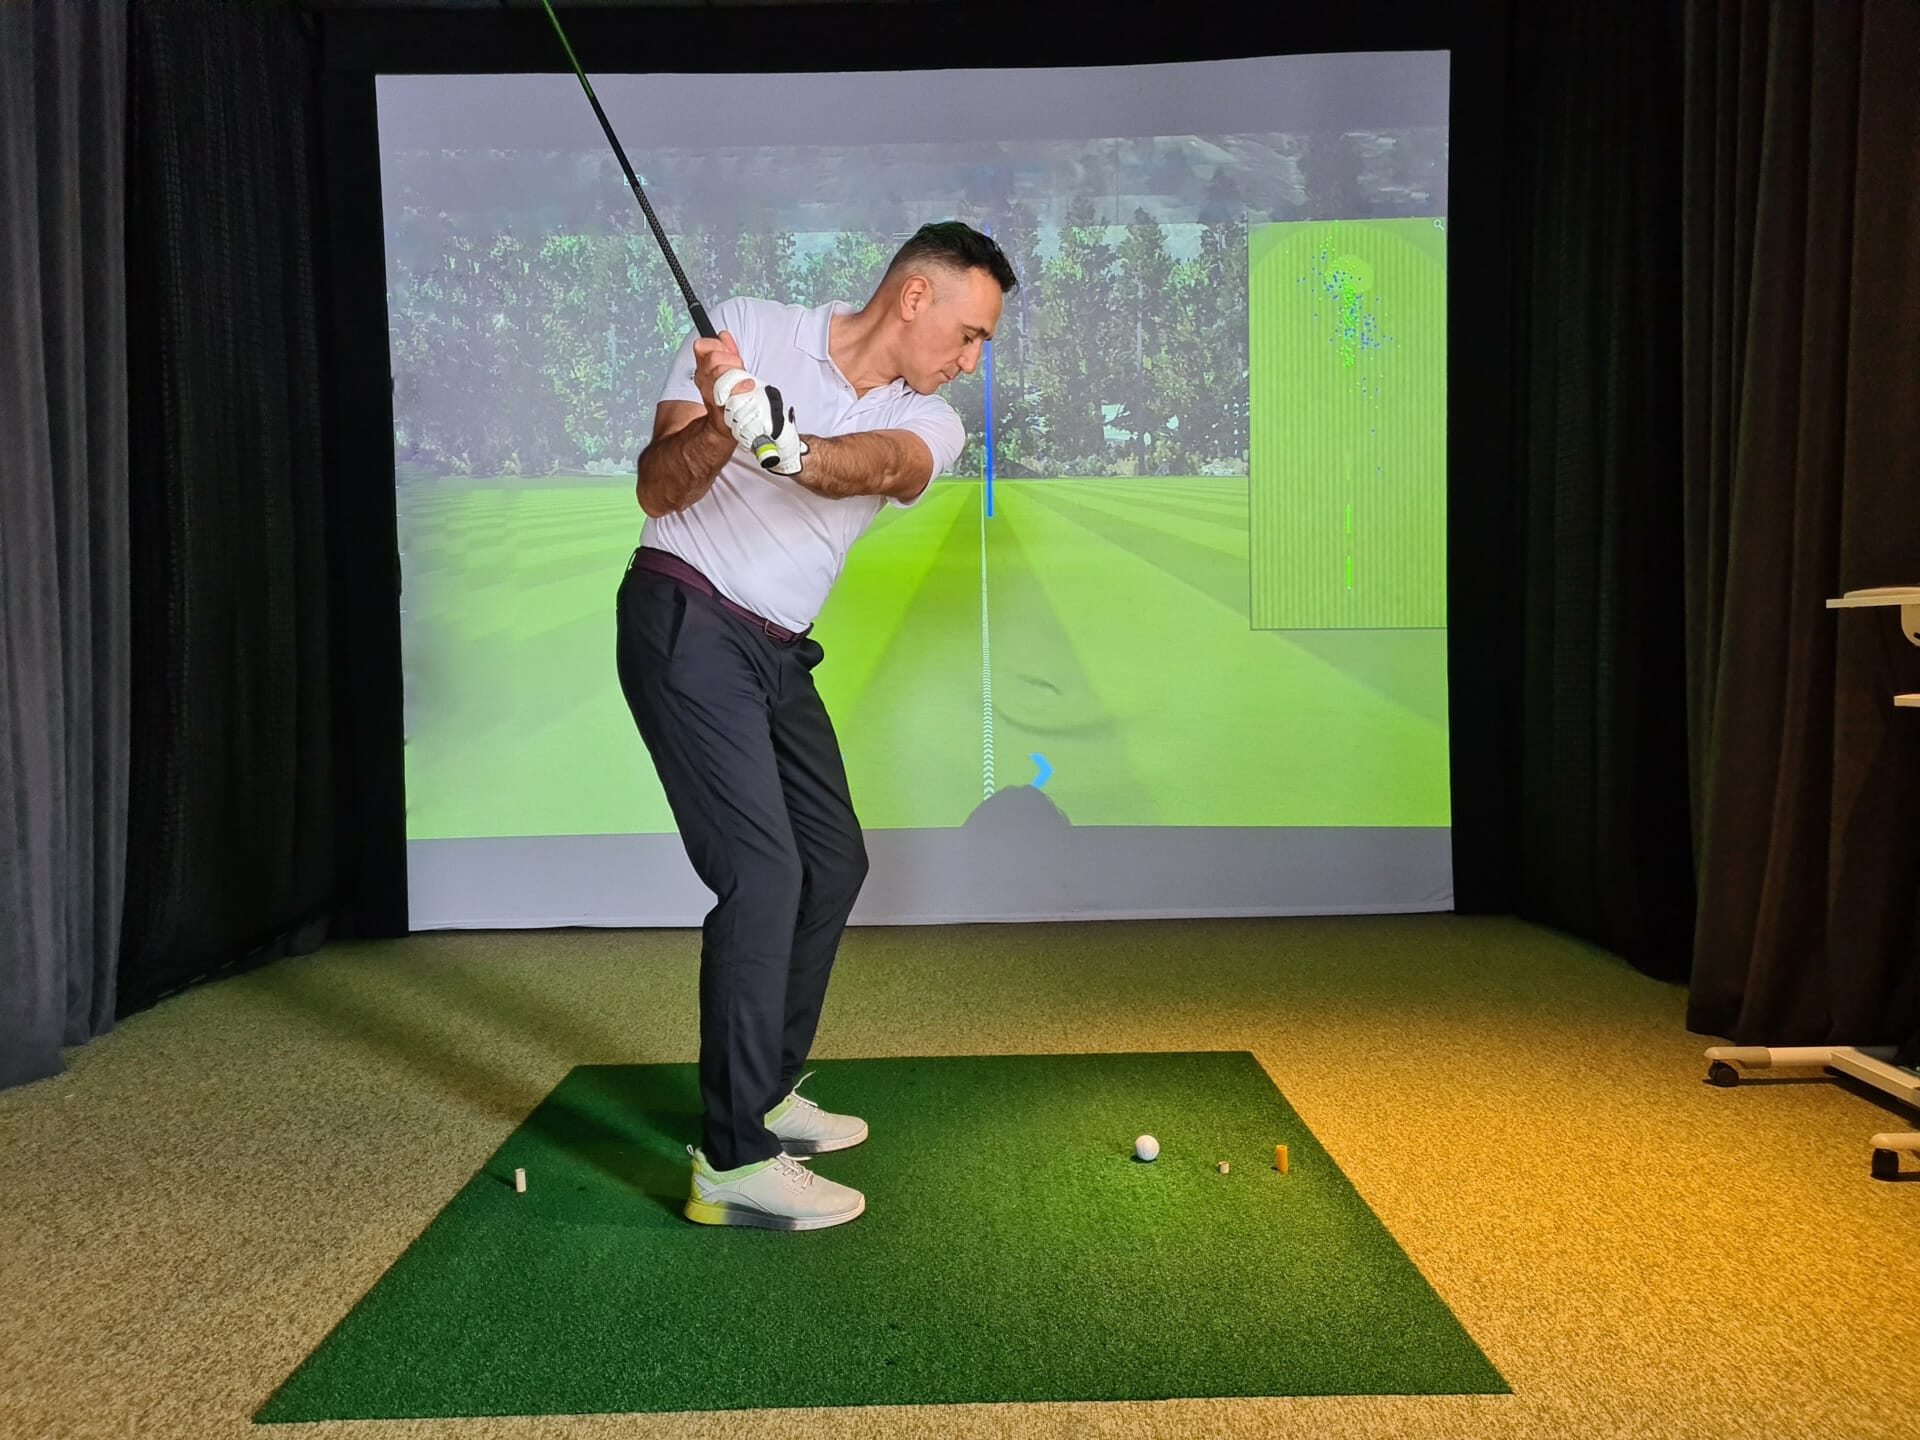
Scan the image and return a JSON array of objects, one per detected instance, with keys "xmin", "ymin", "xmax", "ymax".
[
  {"xmin": 765, "ymin": 1073, "xmax": 870, "ymax": 1156},
  {"xmin": 683, "ymin": 1146, "xmax": 866, "ymax": 1231}
]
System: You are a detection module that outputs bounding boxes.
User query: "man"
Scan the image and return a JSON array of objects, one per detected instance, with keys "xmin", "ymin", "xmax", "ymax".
[{"xmin": 616, "ymin": 222, "xmax": 1017, "ymax": 1231}]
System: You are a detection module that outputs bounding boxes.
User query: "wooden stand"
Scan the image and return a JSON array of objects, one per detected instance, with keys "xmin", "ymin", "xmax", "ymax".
[{"xmin": 1704, "ymin": 587, "xmax": 1920, "ymax": 1179}]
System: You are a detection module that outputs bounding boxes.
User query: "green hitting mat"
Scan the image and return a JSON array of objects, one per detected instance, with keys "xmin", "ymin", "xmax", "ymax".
[{"xmin": 256, "ymin": 1052, "xmax": 1507, "ymax": 1420}]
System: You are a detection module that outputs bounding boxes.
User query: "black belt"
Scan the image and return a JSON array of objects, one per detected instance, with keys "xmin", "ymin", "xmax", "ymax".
[{"xmin": 630, "ymin": 547, "xmax": 811, "ymax": 644}]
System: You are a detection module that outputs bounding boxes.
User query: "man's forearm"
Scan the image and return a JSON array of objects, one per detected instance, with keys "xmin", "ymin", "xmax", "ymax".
[
  {"xmin": 637, "ymin": 416, "xmax": 735, "ymax": 518},
  {"xmin": 791, "ymin": 431, "xmax": 931, "ymax": 502}
]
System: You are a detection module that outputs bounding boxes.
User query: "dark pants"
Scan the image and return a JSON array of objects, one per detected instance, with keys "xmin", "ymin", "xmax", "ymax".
[{"xmin": 615, "ymin": 555, "xmax": 869, "ymax": 1171}]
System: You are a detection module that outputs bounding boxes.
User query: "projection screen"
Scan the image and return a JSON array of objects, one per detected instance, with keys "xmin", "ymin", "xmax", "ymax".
[{"xmin": 378, "ymin": 52, "xmax": 1453, "ymax": 927}]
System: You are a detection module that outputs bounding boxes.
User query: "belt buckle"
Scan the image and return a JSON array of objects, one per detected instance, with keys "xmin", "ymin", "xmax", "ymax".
[{"xmin": 764, "ymin": 618, "xmax": 788, "ymax": 643}]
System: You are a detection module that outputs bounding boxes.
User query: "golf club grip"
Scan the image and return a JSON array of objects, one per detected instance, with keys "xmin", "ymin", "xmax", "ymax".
[{"xmin": 538, "ymin": 0, "xmax": 717, "ymax": 340}]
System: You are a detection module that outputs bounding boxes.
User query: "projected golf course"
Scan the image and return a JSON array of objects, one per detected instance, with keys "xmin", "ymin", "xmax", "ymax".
[{"xmin": 398, "ymin": 218, "xmax": 1448, "ymax": 841}]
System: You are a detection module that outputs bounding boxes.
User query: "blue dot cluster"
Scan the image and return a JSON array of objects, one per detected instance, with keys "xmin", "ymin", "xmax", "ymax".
[{"xmin": 1294, "ymin": 252, "xmax": 1389, "ymax": 368}]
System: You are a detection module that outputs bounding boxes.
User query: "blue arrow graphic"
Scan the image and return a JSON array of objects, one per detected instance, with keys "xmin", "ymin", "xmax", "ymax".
[{"xmin": 1029, "ymin": 753, "xmax": 1052, "ymax": 789}]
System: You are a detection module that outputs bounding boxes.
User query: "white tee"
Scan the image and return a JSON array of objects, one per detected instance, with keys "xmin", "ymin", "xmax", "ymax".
[{"xmin": 641, "ymin": 295, "xmax": 967, "ymax": 631}]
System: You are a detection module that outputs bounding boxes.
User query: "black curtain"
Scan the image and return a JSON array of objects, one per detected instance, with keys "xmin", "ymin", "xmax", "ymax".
[
  {"xmin": 1681, "ymin": 0, "xmax": 1920, "ymax": 1047},
  {"xmin": 1494, "ymin": 0, "xmax": 1697, "ymax": 978},
  {"xmin": 118, "ymin": 0, "xmax": 337, "ymax": 1015},
  {"xmin": 0, "ymin": 2, "xmax": 130, "ymax": 1088},
  {"xmin": 1491, "ymin": 0, "xmax": 1919, "ymax": 1056}
]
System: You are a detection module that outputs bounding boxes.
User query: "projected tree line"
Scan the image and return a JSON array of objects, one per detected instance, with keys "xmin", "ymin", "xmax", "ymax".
[{"xmin": 386, "ymin": 199, "xmax": 1249, "ymax": 482}]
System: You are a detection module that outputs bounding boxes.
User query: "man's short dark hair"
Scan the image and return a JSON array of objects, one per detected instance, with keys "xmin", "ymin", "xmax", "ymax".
[{"xmin": 885, "ymin": 222, "xmax": 1018, "ymax": 294}]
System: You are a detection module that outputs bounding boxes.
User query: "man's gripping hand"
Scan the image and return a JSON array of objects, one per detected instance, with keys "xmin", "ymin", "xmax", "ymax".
[
  {"xmin": 714, "ymin": 368, "xmax": 808, "ymax": 476},
  {"xmin": 690, "ymin": 330, "xmax": 805, "ymax": 476}
]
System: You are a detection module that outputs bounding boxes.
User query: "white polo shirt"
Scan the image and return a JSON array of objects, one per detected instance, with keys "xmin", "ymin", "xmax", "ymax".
[{"xmin": 641, "ymin": 295, "xmax": 967, "ymax": 632}]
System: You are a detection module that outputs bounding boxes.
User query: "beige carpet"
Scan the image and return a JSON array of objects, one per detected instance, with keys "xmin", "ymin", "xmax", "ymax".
[{"xmin": 2, "ymin": 915, "xmax": 1914, "ymax": 1440}]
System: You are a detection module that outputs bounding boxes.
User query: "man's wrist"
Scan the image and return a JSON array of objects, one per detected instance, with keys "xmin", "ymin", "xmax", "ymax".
[
  {"xmin": 672, "ymin": 408, "xmax": 735, "ymax": 468},
  {"xmin": 791, "ymin": 434, "xmax": 873, "ymax": 498},
  {"xmin": 638, "ymin": 408, "xmax": 739, "ymax": 516}
]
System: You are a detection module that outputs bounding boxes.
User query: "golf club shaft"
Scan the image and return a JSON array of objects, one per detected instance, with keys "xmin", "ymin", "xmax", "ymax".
[{"xmin": 537, "ymin": 0, "xmax": 717, "ymax": 340}]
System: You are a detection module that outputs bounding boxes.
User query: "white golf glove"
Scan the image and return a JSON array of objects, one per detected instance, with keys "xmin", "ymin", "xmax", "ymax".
[{"xmin": 713, "ymin": 368, "xmax": 807, "ymax": 476}]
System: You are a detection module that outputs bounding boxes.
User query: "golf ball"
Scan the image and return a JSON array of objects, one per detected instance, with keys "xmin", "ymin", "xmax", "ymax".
[{"xmin": 1134, "ymin": 1134, "xmax": 1159, "ymax": 1162}]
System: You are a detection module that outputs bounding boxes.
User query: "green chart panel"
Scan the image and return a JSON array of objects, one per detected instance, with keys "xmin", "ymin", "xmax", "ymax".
[{"xmin": 1249, "ymin": 220, "xmax": 1447, "ymax": 630}]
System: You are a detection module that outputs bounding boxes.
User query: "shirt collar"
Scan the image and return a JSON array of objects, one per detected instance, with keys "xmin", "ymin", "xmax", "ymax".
[
  {"xmin": 802, "ymin": 299, "xmax": 907, "ymax": 402},
  {"xmin": 798, "ymin": 300, "xmax": 855, "ymax": 363}
]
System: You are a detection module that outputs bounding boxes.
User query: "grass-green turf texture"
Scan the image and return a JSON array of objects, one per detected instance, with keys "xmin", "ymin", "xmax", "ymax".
[
  {"xmin": 1249, "ymin": 218, "xmax": 1447, "ymax": 629},
  {"xmin": 256, "ymin": 1052, "xmax": 1506, "ymax": 1421},
  {"xmin": 398, "ymin": 477, "xmax": 1450, "ymax": 837}
]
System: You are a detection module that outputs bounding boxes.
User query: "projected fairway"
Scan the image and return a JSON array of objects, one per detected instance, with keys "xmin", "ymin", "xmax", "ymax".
[{"xmin": 398, "ymin": 472, "xmax": 1449, "ymax": 838}]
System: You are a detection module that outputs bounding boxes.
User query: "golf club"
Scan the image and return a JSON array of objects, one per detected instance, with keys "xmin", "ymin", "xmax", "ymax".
[
  {"xmin": 535, "ymin": 0, "xmax": 714, "ymax": 340},
  {"xmin": 533, "ymin": 0, "xmax": 792, "ymax": 469}
]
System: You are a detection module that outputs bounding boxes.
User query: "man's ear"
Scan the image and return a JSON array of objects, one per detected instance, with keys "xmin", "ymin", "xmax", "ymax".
[{"xmin": 898, "ymin": 273, "xmax": 933, "ymax": 320}]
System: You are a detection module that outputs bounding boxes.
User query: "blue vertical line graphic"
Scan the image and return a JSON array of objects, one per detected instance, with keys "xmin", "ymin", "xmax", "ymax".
[
  {"xmin": 983, "ymin": 336, "xmax": 998, "ymax": 522},
  {"xmin": 984, "ymin": 223, "xmax": 995, "ymax": 519},
  {"xmin": 980, "ymin": 482, "xmax": 994, "ymax": 800},
  {"xmin": 984, "ymin": 334, "xmax": 995, "ymax": 518}
]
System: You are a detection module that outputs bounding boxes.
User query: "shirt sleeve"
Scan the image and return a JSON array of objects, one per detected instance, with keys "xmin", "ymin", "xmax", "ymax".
[{"xmin": 886, "ymin": 397, "xmax": 967, "ymax": 508}]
